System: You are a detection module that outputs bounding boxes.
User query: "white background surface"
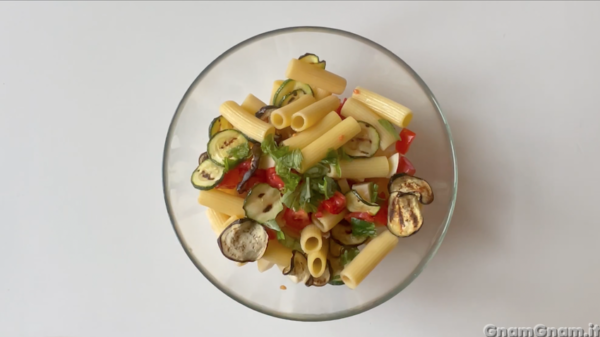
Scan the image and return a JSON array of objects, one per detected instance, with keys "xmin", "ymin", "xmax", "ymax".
[{"xmin": 1, "ymin": 2, "xmax": 599, "ymax": 336}]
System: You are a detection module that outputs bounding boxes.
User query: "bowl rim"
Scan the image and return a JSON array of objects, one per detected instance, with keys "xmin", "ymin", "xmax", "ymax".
[{"xmin": 162, "ymin": 26, "xmax": 458, "ymax": 322}]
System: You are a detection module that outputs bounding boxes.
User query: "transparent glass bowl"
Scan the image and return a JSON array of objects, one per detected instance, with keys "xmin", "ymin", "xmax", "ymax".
[{"xmin": 162, "ymin": 27, "xmax": 457, "ymax": 321}]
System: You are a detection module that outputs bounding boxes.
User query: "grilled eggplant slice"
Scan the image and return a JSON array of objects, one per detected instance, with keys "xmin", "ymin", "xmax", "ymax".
[
  {"xmin": 388, "ymin": 174, "xmax": 434, "ymax": 205},
  {"xmin": 387, "ymin": 192, "xmax": 423, "ymax": 237},
  {"xmin": 305, "ymin": 261, "xmax": 331, "ymax": 287},
  {"xmin": 191, "ymin": 159, "xmax": 225, "ymax": 190},
  {"xmin": 217, "ymin": 218, "xmax": 269, "ymax": 262},
  {"xmin": 255, "ymin": 105, "xmax": 278, "ymax": 123},
  {"xmin": 243, "ymin": 183, "xmax": 284, "ymax": 224},
  {"xmin": 282, "ymin": 250, "xmax": 310, "ymax": 284},
  {"xmin": 342, "ymin": 122, "xmax": 380, "ymax": 158},
  {"xmin": 328, "ymin": 257, "xmax": 344, "ymax": 286},
  {"xmin": 236, "ymin": 144, "xmax": 262, "ymax": 193},
  {"xmin": 330, "ymin": 220, "xmax": 369, "ymax": 247},
  {"xmin": 328, "ymin": 239, "xmax": 344, "ymax": 258}
]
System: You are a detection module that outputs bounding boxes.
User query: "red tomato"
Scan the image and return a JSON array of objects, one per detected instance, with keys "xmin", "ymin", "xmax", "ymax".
[
  {"xmin": 283, "ymin": 208, "xmax": 311, "ymax": 232},
  {"xmin": 265, "ymin": 167, "xmax": 285, "ymax": 189},
  {"xmin": 397, "ymin": 156, "xmax": 416, "ymax": 176},
  {"xmin": 319, "ymin": 191, "xmax": 346, "ymax": 215},
  {"xmin": 314, "ymin": 211, "xmax": 324, "ymax": 218},
  {"xmin": 216, "ymin": 159, "xmax": 251, "ymax": 189},
  {"xmin": 243, "ymin": 169, "xmax": 267, "ymax": 190},
  {"xmin": 395, "ymin": 129, "xmax": 416, "ymax": 155},
  {"xmin": 373, "ymin": 202, "xmax": 388, "ymax": 226},
  {"xmin": 335, "ymin": 98, "xmax": 347, "ymax": 119},
  {"xmin": 344, "ymin": 212, "xmax": 375, "ymax": 223}
]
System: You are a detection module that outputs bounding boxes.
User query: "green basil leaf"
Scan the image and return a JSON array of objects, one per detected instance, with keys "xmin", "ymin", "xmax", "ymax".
[
  {"xmin": 378, "ymin": 119, "xmax": 401, "ymax": 141},
  {"xmin": 350, "ymin": 218, "xmax": 377, "ymax": 237},
  {"xmin": 340, "ymin": 247, "xmax": 360, "ymax": 267}
]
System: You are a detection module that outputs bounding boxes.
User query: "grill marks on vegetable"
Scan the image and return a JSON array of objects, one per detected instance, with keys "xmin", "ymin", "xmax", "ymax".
[
  {"xmin": 243, "ymin": 183, "xmax": 284, "ymax": 225},
  {"xmin": 386, "ymin": 174, "xmax": 433, "ymax": 237},
  {"xmin": 342, "ymin": 122, "xmax": 380, "ymax": 158}
]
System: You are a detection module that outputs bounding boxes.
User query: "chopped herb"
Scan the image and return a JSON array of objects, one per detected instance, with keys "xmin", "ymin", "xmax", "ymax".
[
  {"xmin": 222, "ymin": 157, "xmax": 233, "ymax": 172},
  {"xmin": 303, "ymin": 163, "xmax": 329, "ymax": 178},
  {"xmin": 350, "ymin": 218, "xmax": 377, "ymax": 237},
  {"xmin": 276, "ymin": 231, "xmax": 285, "ymax": 240},
  {"xmin": 316, "ymin": 176, "xmax": 338, "ymax": 199},
  {"xmin": 278, "ymin": 234, "xmax": 303, "ymax": 251},
  {"xmin": 340, "ymin": 247, "xmax": 360, "ymax": 266},
  {"xmin": 338, "ymin": 147, "xmax": 353, "ymax": 162},
  {"xmin": 378, "ymin": 119, "xmax": 401, "ymax": 141},
  {"xmin": 329, "ymin": 275, "xmax": 344, "ymax": 285},
  {"xmin": 371, "ymin": 184, "xmax": 379, "ymax": 203},
  {"xmin": 320, "ymin": 148, "xmax": 341, "ymax": 177},
  {"xmin": 261, "ymin": 134, "xmax": 303, "ymax": 193},
  {"xmin": 264, "ymin": 219, "xmax": 282, "ymax": 232},
  {"xmin": 227, "ymin": 142, "xmax": 250, "ymax": 159}
]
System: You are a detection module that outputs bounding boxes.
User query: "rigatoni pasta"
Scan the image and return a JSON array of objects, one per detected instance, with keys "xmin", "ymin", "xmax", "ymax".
[
  {"xmin": 281, "ymin": 111, "xmax": 342, "ymax": 149},
  {"xmin": 270, "ymin": 95, "xmax": 316, "ymax": 129},
  {"xmin": 307, "ymin": 238, "xmax": 329, "ymax": 277},
  {"xmin": 314, "ymin": 87, "xmax": 332, "ymax": 101},
  {"xmin": 190, "ymin": 51, "xmax": 435, "ymax": 289},
  {"xmin": 198, "ymin": 190, "xmax": 245, "ymax": 218},
  {"xmin": 352, "ymin": 86, "xmax": 413, "ymax": 128},
  {"xmin": 330, "ymin": 156, "xmax": 391, "ymax": 180},
  {"xmin": 299, "ymin": 117, "xmax": 361, "ymax": 172},
  {"xmin": 286, "ymin": 58, "xmax": 347, "ymax": 94},
  {"xmin": 341, "ymin": 97, "xmax": 398, "ymax": 150},
  {"xmin": 340, "ymin": 231, "xmax": 399, "ymax": 289},
  {"xmin": 291, "ymin": 95, "xmax": 340, "ymax": 132},
  {"xmin": 219, "ymin": 101, "xmax": 275, "ymax": 142},
  {"xmin": 300, "ymin": 224, "xmax": 322, "ymax": 253},
  {"xmin": 241, "ymin": 94, "xmax": 266, "ymax": 114}
]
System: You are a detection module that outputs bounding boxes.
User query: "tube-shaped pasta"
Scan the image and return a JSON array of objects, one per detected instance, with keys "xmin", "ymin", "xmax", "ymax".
[
  {"xmin": 329, "ymin": 156, "xmax": 390, "ymax": 180},
  {"xmin": 219, "ymin": 101, "xmax": 275, "ymax": 142},
  {"xmin": 291, "ymin": 95, "xmax": 340, "ymax": 132},
  {"xmin": 285, "ymin": 59, "xmax": 347, "ymax": 94},
  {"xmin": 314, "ymin": 87, "xmax": 332, "ymax": 101},
  {"xmin": 300, "ymin": 224, "xmax": 323, "ymax": 253},
  {"xmin": 241, "ymin": 94, "xmax": 266, "ymax": 114},
  {"xmin": 257, "ymin": 258, "xmax": 275, "ymax": 273},
  {"xmin": 261, "ymin": 239, "xmax": 293, "ymax": 268},
  {"xmin": 197, "ymin": 190, "xmax": 245, "ymax": 218},
  {"xmin": 299, "ymin": 117, "xmax": 361, "ymax": 172},
  {"xmin": 311, "ymin": 210, "xmax": 347, "ymax": 233},
  {"xmin": 211, "ymin": 215, "xmax": 239, "ymax": 236},
  {"xmin": 341, "ymin": 97, "xmax": 398, "ymax": 150},
  {"xmin": 307, "ymin": 238, "xmax": 329, "ymax": 277},
  {"xmin": 270, "ymin": 80, "xmax": 284, "ymax": 105},
  {"xmin": 206, "ymin": 209, "xmax": 230, "ymax": 235},
  {"xmin": 337, "ymin": 179, "xmax": 351, "ymax": 194},
  {"xmin": 281, "ymin": 111, "xmax": 341, "ymax": 149},
  {"xmin": 341, "ymin": 230, "xmax": 399, "ymax": 289},
  {"xmin": 270, "ymin": 95, "xmax": 316, "ymax": 129},
  {"xmin": 236, "ymin": 262, "xmax": 247, "ymax": 267},
  {"xmin": 352, "ymin": 87, "xmax": 413, "ymax": 128}
]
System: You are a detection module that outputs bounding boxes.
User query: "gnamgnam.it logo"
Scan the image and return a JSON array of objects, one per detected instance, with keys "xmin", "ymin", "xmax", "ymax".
[{"xmin": 483, "ymin": 324, "xmax": 600, "ymax": 337}]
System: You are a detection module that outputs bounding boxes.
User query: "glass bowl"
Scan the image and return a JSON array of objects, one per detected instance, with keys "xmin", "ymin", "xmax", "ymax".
[{"xmin": 162, "ymin": 26, "xmax": 457, "ymax": 321}]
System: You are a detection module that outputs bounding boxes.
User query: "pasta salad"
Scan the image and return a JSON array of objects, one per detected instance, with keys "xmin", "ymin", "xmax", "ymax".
[{"xmin": 192, "ymin": 53, "xmax": 434, "ymax": 289}]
